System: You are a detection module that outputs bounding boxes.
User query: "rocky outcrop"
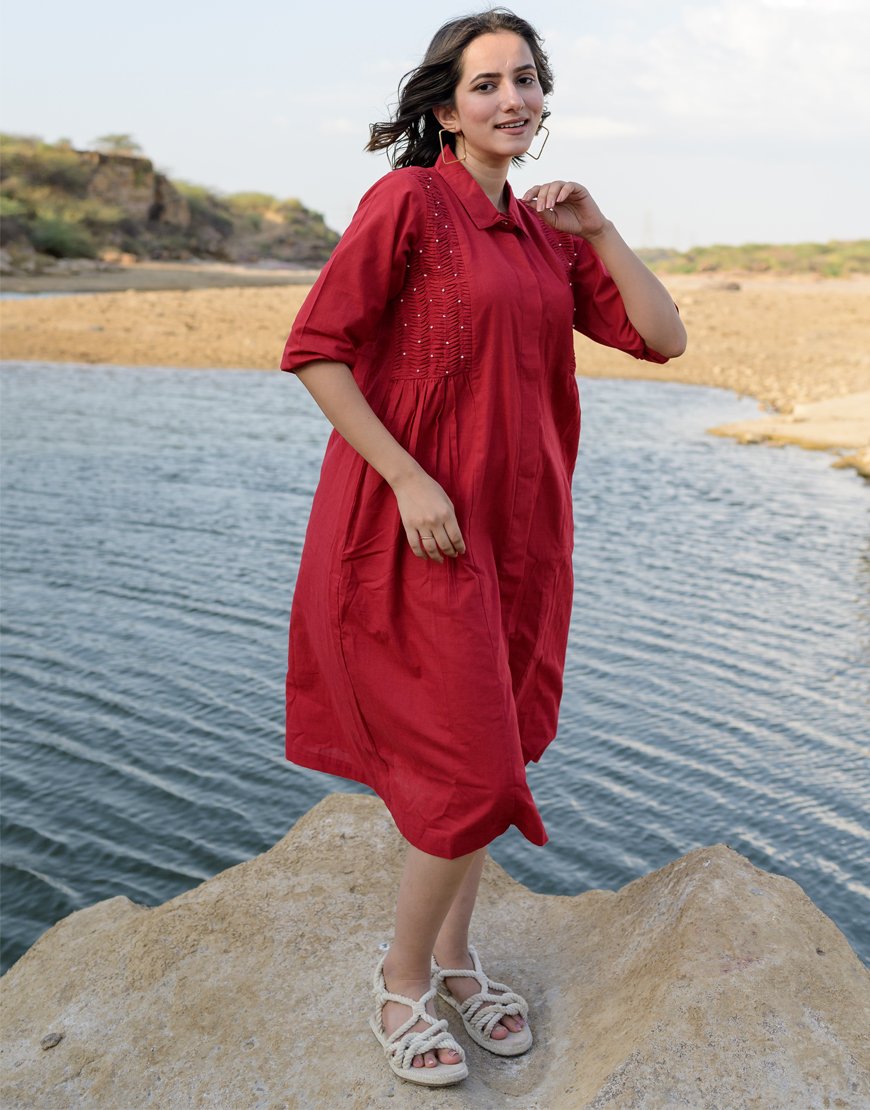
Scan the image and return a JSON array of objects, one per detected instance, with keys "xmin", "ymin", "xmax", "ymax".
[
  {"xmin": 1, "ymin": 794, "xmax": 868, "ymax": 1108},
  {"xmin": 80, "ymin": 150, "xmax": 191, "ymax": 228},
  {"xmin": 0, "ymin": 135, "xmax": 339, "ymax": 268}
]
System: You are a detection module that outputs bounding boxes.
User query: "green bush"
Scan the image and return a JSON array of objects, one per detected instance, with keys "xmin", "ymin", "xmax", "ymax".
[
  {"xmin": 175, "ymin": 180, "xmax": 211, "ymax": 200},
  {"xmin": 0, "ymin": 136, "xmax": 92, "ymax": 194},
  {"xmin": 227, "ymin": 191, "xmax": 278, "ymax": 213},
  {"xmin": 30, "ymin": 217, "xmax": 97, "ymax": 258},
  {"xmin": 649, "ymin": 239, "xmax": 870, "ymax": 277},
  {"xmin": 0, "ymin": 194, "xmax": 27, "ymax": 218}
]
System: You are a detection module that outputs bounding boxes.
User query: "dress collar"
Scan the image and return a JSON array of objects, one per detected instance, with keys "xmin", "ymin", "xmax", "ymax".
[{"xmin": 433, "ymin": 152, "xmax": 527, "ymax": 234}]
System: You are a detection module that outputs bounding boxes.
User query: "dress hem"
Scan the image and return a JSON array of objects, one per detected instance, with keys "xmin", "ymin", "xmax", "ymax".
[{"xmin": 285, "ymin": 746, "xmax": 549, "ymax": 859}]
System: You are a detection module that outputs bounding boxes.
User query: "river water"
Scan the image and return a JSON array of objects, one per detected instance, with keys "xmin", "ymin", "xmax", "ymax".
[{"xmin": 1, "ymin": 361, "xmax": 867, "ymax": 973}]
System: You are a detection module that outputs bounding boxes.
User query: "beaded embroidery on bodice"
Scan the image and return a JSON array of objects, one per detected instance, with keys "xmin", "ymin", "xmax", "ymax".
[{"xmin": 390, "ymin": 169, "xmax": 473, "ymax": 380}]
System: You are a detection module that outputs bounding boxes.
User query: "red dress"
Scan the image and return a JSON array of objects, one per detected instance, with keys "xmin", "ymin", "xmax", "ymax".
[{"xmin": 280, "ymin": 154, "xmax": 669, "ymax": 858}]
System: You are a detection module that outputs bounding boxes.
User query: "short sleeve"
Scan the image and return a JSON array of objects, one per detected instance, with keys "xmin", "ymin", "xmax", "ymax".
[
  {"xmin": 572, "ymin": 239, "xmax": 672, "ymax": 365},
  {"xmin": 280, "ymin": 171, "xmax": 423, "ymax": 374}
]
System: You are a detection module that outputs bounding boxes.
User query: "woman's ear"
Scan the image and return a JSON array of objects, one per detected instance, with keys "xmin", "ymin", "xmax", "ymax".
[{"xmin": 433, "ymin": 105, "xmax": 458, "ymax": 132}]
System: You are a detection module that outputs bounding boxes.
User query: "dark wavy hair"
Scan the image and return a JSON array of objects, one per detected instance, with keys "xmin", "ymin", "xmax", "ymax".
[{"xmin": 366, "ymin": 9, "xmax": 554, "ymax": 169}]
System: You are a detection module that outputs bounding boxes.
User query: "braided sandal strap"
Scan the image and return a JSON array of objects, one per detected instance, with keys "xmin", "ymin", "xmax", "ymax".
[
  {"xmin": 432, "ymin": 945, "xmax": 529, "ymax": 1039},
  {"xmin": 373, "ymin": 963, "xmax": 465, "ymax": 1070}
]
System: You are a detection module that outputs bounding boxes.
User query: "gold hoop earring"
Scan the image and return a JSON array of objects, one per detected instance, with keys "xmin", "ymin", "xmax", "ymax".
[
  {"xmin": 438, "ymin": 128, "xmax": 467, "ymax": 164},
  {"xmin": 525, "ymin": 124, "xmax": 550, "ymax": 161}
]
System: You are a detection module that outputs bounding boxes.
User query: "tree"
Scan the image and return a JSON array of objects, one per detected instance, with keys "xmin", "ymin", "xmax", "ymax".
[{"xmin": 91, "ymin": 133, "xmax": 143, "ymax": 156}]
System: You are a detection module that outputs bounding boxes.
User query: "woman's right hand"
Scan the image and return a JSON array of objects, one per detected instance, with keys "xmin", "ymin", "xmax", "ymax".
[
  {"xmin": 391, "ymin": 469, "xmax": 466, "ymax": 563},
  {"xmin": 292, "ymin": 361, "xmax": 467, "ymax": 562}
]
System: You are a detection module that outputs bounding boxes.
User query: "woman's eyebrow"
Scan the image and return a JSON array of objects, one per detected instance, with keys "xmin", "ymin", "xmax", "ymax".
[{"xmin": 468, "ymin": 64, "xmax": 537, "ymax": 83}]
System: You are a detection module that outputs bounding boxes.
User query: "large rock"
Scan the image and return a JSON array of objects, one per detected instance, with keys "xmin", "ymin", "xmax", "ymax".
[
  {"xmin": 1, "ymin": 794, "xmax": 867, "ymax": 1108},
  {"xmin": 81, "ymin": 151, "xmax": 190, "ymax": 228}
]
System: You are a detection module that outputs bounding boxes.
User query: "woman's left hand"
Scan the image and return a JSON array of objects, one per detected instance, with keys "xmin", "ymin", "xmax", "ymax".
[{"xmin": 521, "ymin": 180, "xmax": 608, "ymax": 239}]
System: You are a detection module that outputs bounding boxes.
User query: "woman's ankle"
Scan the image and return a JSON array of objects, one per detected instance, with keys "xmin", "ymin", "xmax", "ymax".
[
  {"xmin": 433, "ymin": 942, "xmax": 471, "ymax": 967},
  {"xmin": 382, "ymin": 947, "xmax": 432, "ymax": 987}
]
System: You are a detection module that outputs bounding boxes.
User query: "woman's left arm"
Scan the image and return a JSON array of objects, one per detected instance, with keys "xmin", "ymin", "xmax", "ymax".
[{"xmin": 523, "ymin": 180, "xmax": 687, "ymax": 359}]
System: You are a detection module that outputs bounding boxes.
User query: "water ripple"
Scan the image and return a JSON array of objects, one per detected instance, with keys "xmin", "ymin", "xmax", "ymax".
[{"xmin": 1, "ymin": 362, "xmax": 867, "ymax": 973}]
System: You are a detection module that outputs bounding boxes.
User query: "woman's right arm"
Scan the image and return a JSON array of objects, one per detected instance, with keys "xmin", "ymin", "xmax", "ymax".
[{"xmin": 295, "ymin": 359, "xmax": 465, "ymax": 564}]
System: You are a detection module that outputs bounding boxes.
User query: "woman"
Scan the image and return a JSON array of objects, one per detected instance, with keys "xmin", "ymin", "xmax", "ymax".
[{"xmin": 279, "ymin": 8, "xmax": 685, "ymax": 1088}]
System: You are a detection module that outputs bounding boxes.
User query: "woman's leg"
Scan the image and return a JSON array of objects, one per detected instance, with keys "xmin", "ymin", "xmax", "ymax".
[
  {"xmin": 433, "ymin": 848, "xmax": 526, "ymax": 1037},
  {"xmin": 380, "ymin": 842, "xmax": 479, "ymax": 1068}
]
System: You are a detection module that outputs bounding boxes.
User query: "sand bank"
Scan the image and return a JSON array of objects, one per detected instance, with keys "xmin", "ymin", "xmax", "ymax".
[
  {"xmin": 710, "ymin": 392, "xmax": 870, "ymax": 478},
  {"xmin": 0, "ymin": 260, "xmax": 323, "ymax": 295},
  {"xmin": 1, "ymin": 267, "xmax": 868, "ymax": 477}
]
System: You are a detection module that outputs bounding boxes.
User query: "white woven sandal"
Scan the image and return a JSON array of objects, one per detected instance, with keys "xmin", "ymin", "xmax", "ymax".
[
  {"xmin": 431, "ymin": 944, "xmax": 533, "ymax": 1056},
  {"xmin": 369, "ymin": 952, "xmax": 469, "ymax": 1086}
]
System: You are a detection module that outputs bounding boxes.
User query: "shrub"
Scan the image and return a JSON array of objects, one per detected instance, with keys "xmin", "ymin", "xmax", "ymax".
[
  {"xmin": 0, "ymin": 195, "xmax": 27, "ymax": 218},
  {"xmin": 0, "ymin": 136, "xmax": 92, "ymax": 194},
  {"xmin": 29, "ymin": 217, "xmax": 97, "ymax": 258},
  {"xmin": 227, "ymin": 191, "xmax": 279, "ymax": 213}
]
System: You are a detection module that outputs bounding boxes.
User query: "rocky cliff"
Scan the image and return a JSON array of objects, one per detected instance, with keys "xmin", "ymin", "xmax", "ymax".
[
  {"xmin": 1, "ymin": 794, "xmax": 868, "ymax": 1108},
  {"xmin": 79, "ymin": 149, "xmax": 191, "ymax": 227},
  {"xmin": 0, "ymin": 135, "xmax": 339, "ymax": 270}
]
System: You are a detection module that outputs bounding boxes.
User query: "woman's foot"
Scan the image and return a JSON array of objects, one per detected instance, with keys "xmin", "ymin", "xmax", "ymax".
[
  {"xmin": 432, "ymin": 947, "xmax": 527, "ymax": 1039},
  {"xmin": 381, "ymin": 955, "xmax": 464, "ymax": 1069}
]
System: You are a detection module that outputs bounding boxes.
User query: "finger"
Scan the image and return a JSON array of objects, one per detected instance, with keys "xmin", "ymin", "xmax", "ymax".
[
  {"xmin": 405, "ymin": 527, "xmax": 426, "ymax": 559},
  {"xmin": 419, "ymin": 531, "xmax": 445, "ymax": 563},
  {"xmin": 434, "ymin": 529, "xmax": 458, "ymax": 557},
  {"xmin": 550, "ymin": 181, "xmax": 569, "ymax": 208},
  {"xmin": 535, "ymin": 183, "xmax": 553, "ymax": 211},
  {"xmin": 435, "ymin": 521, "xmax": 466, "ymax": 557},
  {"xmin": 445, "ymin": 522, "xmax": 466, "ymax": 555},
  {"xmin": 527, "ymin": 181, "xmax": 555, "ymax": 211},
  {"xmin": 540, "ymin": 181, "xmax": 564, "ymax": 211},
  {"xmin": 556, "ymin": 181, "xmax": 576, "ymax": 205}
]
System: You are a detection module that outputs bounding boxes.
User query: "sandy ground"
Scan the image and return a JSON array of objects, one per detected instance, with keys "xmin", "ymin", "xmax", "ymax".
[{"xmin": 2, "ymin": 266, "xmax": 868, "ymax": 477}]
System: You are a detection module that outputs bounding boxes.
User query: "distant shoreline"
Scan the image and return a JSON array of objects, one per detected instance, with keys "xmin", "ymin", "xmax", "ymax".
[
  {"xmin": 3, "ymin": 259, "xmax": 869, "ymax": 296},
  {"xmin": 1, "ymin": 266, "xmax": 868, "ymax": 479},
  {"xmin": 0, "ymin": 260, "xmax": 323, "ymax": 295}
]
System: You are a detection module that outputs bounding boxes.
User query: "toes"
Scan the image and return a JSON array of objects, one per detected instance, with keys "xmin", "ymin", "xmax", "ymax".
[
  {"xmin": 488, "ymin": 1014, "xmax": 528, "ymax": 1038},
  {"xmin": 423, "ymin": 1051, "xmax": 438, "ymax": 1068},
  {"xmin": 438, "ymin": 1047, "xmax": 462, "ymax": 1064},
  {"xmin": 413, "ymin": 1054, "xmax": 424, "ymax": 1068}
]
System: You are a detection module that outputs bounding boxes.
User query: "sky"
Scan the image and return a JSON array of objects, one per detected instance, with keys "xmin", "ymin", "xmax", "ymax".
[{"xmin": 2, "ymin": 0, "xmax": 868, "ymax": 249}]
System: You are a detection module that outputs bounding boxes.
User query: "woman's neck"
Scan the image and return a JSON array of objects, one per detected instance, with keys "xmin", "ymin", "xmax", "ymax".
[{"xmin": 462, "ymin": 154, "xmax": 511, "ymax": 213}]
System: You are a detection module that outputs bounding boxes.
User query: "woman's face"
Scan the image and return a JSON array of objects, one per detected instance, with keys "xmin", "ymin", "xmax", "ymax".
[{"xmin": 435, "ymin": 30, "xmax": 545, "ymax": 166}]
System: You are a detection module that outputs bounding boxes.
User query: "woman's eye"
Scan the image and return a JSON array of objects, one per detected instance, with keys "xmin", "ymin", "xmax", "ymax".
[{"xmin": 474, "ymin": 75, "xmax": 536, "ymax": 92}]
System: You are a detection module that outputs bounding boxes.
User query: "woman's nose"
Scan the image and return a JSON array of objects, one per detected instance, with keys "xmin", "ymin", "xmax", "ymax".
[{"xmin": 500, "ymin": 82, "xmax": 524, "ymax": 110}]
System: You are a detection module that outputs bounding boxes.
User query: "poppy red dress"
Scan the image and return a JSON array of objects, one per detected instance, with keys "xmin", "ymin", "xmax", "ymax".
[{"xmin": 280, "ymin": 154, "xmax": 670, "ymax": 859}]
